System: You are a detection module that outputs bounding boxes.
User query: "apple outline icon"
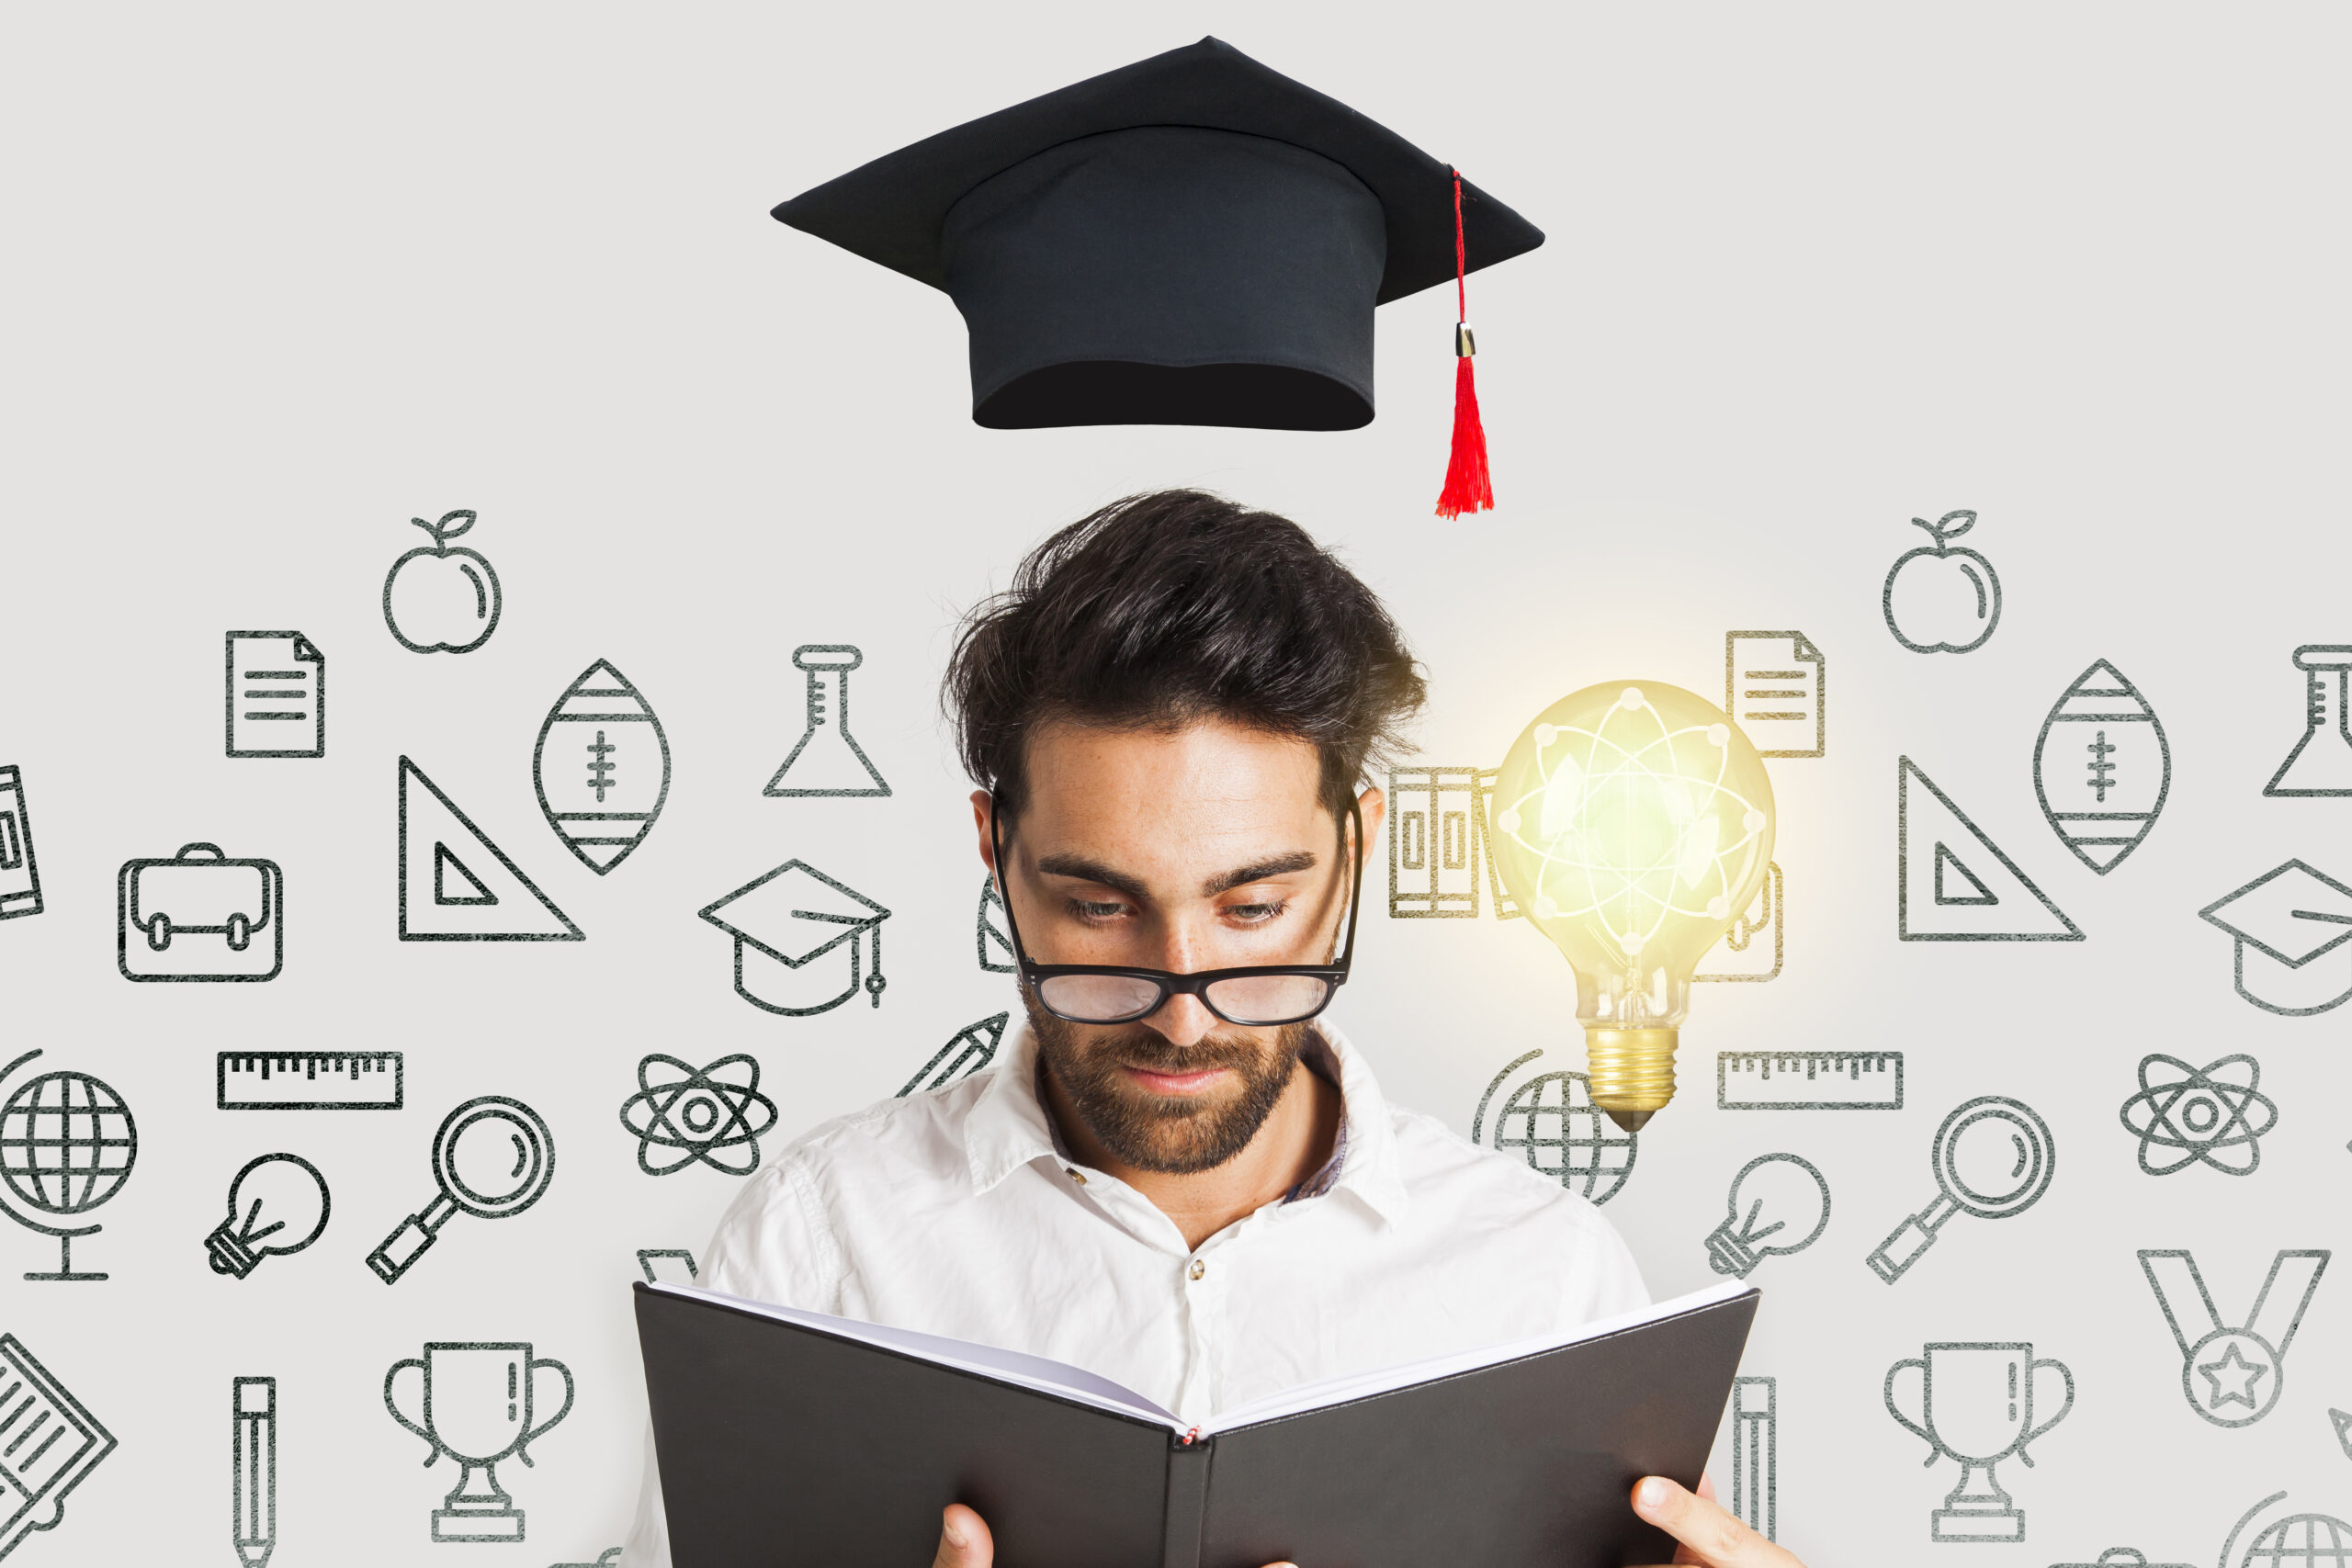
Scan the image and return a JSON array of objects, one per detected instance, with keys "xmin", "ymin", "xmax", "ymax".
[
  {"xmin": 1883, "ymin": 509, "xmax": 2001, "ymax": 654},
  {"xmin": 383, "ymin": 509, "xmax": 503, "ymax": 655}
]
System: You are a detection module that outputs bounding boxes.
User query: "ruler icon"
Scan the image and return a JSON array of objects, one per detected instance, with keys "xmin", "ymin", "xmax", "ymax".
[
  {"xmin": 218, "ymin": 1051, "xmax": 403, "ymax": 1111},
  {"xmin": 1718, "ymin": 1051, "xmax": 1903, "ymax": 1111}
]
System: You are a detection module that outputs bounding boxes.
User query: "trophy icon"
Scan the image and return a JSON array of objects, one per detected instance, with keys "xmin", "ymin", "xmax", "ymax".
[
  {"xmin": 385, "ymin": 1342, "xmax": 573, "ymax": 1541},
  {"xmin": 1885, "ymin": 1341, "xmax": 2072, "ymax": 1541}
]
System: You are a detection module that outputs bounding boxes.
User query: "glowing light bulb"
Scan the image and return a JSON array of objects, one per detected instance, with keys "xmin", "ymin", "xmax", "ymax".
[
  {"xmin": 1487, "ymin": 681, "xmax": 1775, "ymax": 1130},
  {"xmin": 1704, "ymin": 1154, "xmax": 1830, "ymax": 1278},
  {"xmin": 204, "ymin": 1153, "xmax": 330, "ymax": 1279}
]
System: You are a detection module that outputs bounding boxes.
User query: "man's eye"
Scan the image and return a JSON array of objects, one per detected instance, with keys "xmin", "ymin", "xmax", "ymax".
[
  {"xmin": 1067, "ymin": 899, "xmax": 1127, "ymax": 921},
  {"xmin": 1227, "ymin": 900, "xmax": 1289, "ymax": 924}
]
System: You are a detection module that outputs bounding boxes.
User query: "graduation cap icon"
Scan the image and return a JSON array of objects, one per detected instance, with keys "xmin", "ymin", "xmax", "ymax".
[
  {"xmin": 773, "ymin": 35, "xmax": 1543, "ymax": 447},
  {"xmin": 699, "ymin": 861, "xmax": 888, "ymax": 1017},
  {"xmin": 2199, "ymin": 860, "xmax": 2352, "ymax": 1016}
]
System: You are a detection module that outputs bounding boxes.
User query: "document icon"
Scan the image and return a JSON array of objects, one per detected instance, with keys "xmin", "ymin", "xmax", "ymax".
[
  {"xmin": 225, "ymin": 632, "xmax": 325, "ymax": 758},
  {"xmin": 1724, "ymin": 632, "xmax": 1825, "ymax": 758}
]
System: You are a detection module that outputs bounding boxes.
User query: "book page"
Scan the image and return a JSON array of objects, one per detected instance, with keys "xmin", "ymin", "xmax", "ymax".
[
  {"xmin": 651, "ymin": 1280, "xmax": 1752, "ymax": 1438},
  {"xmin": 650, "ymin": 1284, "xmax": 1185, "ymax": 1429},
  {"xmin": 1200, "ymin": 1280, "xmax": 1755, "ymax": 1434}
]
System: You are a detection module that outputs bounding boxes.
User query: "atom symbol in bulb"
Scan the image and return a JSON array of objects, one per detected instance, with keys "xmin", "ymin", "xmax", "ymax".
[
  {"xmin": 620, "ymin": 1053, "xmax": 779, "ymax": 1177},
  {"xmin": 2119, "ymin": 1052, "xmax": 2277, "ymax": 1177}
]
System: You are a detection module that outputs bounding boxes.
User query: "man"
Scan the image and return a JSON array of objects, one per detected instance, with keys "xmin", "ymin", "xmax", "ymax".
[{"xmin": 627, "ymin": 491, "xmax": 1804, "ymax": 1568}]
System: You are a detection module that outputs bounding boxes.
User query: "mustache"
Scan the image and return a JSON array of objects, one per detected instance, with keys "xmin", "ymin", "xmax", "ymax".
[{"xmin": 1080, "ymin": 1027, "xmax": 1270, "ymax": 1075}]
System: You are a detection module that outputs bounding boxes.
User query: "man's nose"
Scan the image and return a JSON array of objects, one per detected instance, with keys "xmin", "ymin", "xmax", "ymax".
[{"xmin": 1143, "ymin": 990, "xmax": 1219, "ymax": 1047}]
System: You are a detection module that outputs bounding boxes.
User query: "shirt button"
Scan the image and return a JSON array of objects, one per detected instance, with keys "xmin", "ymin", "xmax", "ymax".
[
  {"xmin": 1188, "ymin": 1258, "xmax": 1206, "ymax": 1281},
  {"xmin": 1067, "ymin": 1168, "xmax": 1087, "ymax": 1186}
]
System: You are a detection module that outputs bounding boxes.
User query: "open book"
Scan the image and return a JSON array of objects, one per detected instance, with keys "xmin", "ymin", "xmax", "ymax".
[{"xmin": 638, "ymin": 1278, "xmax": 1758, "ymax": 1568}]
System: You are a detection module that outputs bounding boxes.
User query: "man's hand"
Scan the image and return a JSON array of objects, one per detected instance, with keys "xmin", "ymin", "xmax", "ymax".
[
  {"xmin": 933, "ymin": 1504, "xmax": 1298, "ymax": 1568},
  {"xmin": 1630, "ymin": 1475, "xmax": 1804, "ymax": 1567}
]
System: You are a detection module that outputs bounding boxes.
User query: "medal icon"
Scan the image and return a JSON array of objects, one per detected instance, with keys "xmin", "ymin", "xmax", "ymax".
[{"xmin": 2139, "ymin": 1249, "xmax": 2328, "ymax": 1427}]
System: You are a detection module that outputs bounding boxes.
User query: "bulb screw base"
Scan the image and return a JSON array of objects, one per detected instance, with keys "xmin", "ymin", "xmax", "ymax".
[
  {"xmin": 1703, "ymin": 1221, "xmax": 1762, "ymax": 1279},
  {"xmin": 1585, "ymin": 1026, "xmax": 1679, "ymax": 1133},
  {"xmin": 204, "ymin": 1221, "xmax": 263, "ymax": 1279}
]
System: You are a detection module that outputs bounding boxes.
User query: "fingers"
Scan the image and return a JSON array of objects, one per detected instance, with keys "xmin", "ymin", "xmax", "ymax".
[
  {"xmin": 1628, "ymin": 1476, "xmax": 1803, "ymax": 1568},
  {"xmin": 933, "ymin": 1504, "xmax": 994, "ymax": 1568}
]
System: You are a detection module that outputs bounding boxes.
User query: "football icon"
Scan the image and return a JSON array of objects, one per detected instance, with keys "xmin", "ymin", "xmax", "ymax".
[
  {"xmin": 532, "ymin": 660, "xmax": 672, "ymax": 874},
  {"xmin": 2032, "ymin": 659, "xmax": 2168, "ymax": 874}
]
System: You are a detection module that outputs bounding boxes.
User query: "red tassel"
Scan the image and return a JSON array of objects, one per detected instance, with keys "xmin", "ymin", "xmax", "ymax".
[
  {"xmin": 1438, "ymin": 351, "xmax": 1492, "ymax": 518},
  {"xmin": 1435, "ymin": 170, "xmax": 1495, "ymax": 518}
]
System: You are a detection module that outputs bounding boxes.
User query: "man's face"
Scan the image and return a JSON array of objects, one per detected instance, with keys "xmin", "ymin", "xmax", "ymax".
[{"xmin": 974, "ymin": 719, "xmax": 1383, "ymax": 1175}]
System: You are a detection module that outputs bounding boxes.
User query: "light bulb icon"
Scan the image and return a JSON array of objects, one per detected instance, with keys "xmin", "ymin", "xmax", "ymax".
[
  {"xmin": 1705, "ymin": 1154, "xmax": 1830, "ymax": 1279},
  {"xmin": 1487, "ymin": 681, "xmax": 1776, "ymax": 1130},
  {"xmin": 205, "ymin": 1153, "xmax": 330, "ymax": 1279}
]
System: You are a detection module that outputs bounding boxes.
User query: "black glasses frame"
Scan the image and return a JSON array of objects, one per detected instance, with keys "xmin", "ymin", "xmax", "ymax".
[{"xmin": 988, "ymin": 794, "xmax": 1364, "ymax": 1027}]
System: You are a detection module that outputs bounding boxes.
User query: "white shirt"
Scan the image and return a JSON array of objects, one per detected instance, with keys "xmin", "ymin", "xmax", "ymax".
[{"xmin": 624, "ymin": 1019, "xmax": 1648, "ymax": 1565}]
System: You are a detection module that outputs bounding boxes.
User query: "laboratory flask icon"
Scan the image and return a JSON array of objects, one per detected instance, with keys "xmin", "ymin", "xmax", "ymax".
[
  {"xmin": 2264, "ymin": 646, "xmax": 2352, "ymax": 797},
  {"xmin": 763, "ymin": 645, "xmax": 889, "ymax": 798}
]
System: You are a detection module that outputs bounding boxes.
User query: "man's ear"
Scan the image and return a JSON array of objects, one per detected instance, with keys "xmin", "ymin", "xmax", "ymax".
[
  {"xmin": 972, "ymin": 790, "xmax": 997, "ymax": 876},
  {"xmin": 1355, "ymin": 786, "xmax": 1385, "ymax": 866}
]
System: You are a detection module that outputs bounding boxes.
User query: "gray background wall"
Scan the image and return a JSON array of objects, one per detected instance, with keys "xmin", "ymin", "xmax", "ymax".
[{"xmin": 5, "ymin": 4, "xmax": 2348, "ymax": 1563}]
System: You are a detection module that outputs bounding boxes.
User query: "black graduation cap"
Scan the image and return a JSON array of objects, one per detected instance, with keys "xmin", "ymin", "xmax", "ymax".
[{"xmin": 772, "ymin": 37, "xmax": 1543, "ymax": 439}]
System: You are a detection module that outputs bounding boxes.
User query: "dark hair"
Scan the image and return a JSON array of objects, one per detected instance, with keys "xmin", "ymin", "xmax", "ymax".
[{"xmin": 944, "ymin": 490, "xmax": 1425, "ymax": 824}]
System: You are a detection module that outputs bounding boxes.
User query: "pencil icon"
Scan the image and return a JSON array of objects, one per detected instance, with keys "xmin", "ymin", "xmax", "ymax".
[{"xmin": 233, "ymin": 1376, "xmax": 276, "ymax": 1568}]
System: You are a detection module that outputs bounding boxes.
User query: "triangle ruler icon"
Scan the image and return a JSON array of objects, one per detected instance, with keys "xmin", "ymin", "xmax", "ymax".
[
  {"xmin": 399, "ymin": 756, "xmax": 583, "ymax": 941},
  {"xmin": 1898, "ymin": 756, "xmax": 2082, "ymax": 942}
]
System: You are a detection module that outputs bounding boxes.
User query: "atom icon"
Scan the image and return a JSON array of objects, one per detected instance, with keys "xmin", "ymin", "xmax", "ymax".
[
  {"xmin": 2120, "ymin": 1052, "xmax": 2277, "ymax": 1177},
  {"xmin": 619, "ymin": 1053, "xmax": 778, "ymax": 1177}
]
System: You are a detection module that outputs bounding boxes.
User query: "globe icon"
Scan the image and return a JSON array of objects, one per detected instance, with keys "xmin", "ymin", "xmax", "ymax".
[
  {"xmin": 1491, "ymin": 1069, "xmax": 1637, "ymax": 1205},
  {"xmin": 2244, "ymin": 1514, "xmax": 2352, "ymax": 1568},
  {"xmin": 0, "ymin": 1066, "xmax": 137, "ymax": 1281}
]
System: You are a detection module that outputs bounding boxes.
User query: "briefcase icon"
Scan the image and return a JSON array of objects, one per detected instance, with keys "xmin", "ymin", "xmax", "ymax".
[{"xmin": 118, "ymin": 842, "xmax": 283, "ymax": 982}]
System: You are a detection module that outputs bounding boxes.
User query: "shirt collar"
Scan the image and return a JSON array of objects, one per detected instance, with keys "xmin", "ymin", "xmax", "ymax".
[{"xmin": 962, "ymin": 1014, "xmax": 1410, "ymax": 1227}]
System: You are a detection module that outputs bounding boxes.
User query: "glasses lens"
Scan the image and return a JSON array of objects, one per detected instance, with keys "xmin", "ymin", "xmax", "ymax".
[
  {"xmin": 1203, "ymin": 975, "xmax": 1334, "ymax": 1026},
  {"xmin": 1036, "ymin": 973, "xmax": 1164, "ymax": 1022}
]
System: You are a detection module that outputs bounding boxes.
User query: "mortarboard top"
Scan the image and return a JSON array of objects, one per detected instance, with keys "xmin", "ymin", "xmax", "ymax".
[
  {"xmin": 773, "ymin": 37, "xmax": 1544, "ymax": 432},
  {"xmin": 2198, "ymin": 860, "xmax": 2352, "ymax": 967},
  {"xmin": 700, "ymin": 861, "xmax": 889, "ymax": 968}
]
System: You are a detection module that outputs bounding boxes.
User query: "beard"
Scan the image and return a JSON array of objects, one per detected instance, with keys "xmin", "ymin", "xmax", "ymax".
[{"xmin": 1027, "ymin": 997, "xmax": 1310, "ymax": 1176}]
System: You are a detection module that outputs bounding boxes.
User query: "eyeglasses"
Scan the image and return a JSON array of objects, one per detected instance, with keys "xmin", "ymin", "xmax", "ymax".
[{"xmin": 988, "ymin": 795, "xmax": 1363, "ymax": 1027}]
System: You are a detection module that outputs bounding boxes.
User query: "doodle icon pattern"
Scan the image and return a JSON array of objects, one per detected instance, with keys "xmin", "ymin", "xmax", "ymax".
[
  {"xmin": 2199, "ymin": 861, "xmax": 2352, "ymax": 1016},
  {"xmin": 384, "ymin": 1342, "xmax": 572, "ymax": 1541},
  {"xmin": 619, "ymin": 1054, "xmax": 778, "ymax": 1178},
  {"xmin": 398, "ymin": 759, "xmax": 582, "ymax": 942},
  {"xmin": 2264, "ymin": 646, "xmax": 2352, "ymax": 796},
  {"xmin": 117, "ymin": 842, "xmax": 284, "ymax": 982},
  {"xmin": 1885, "ymin": 1340, "xmax": 2071, "ymax": 1541},
  {"xmin": 2140, "ymin": 1248, "xmax": 2328, "ymax": 1428},
  {"xmin": 0, "ymin": 1051, "xmax": 134, "ymax": 1283},
  {"xmin": 383, "ymin": 510, "xmax": 502, "ymax": 655},
  {"xmin": 223, "ymin": 632, "xmax": 325, "ymax": 759},
  {"xmin": 2119, "ymin": 1054, "xmax": 2277, "ymax": 1177},
  {"xmin": 0, "ymin": 1333, "xmax": 115, "ymax": 1560},
  {"xmin": 366, "ymin": 1097, "xmax": 556, "ymax": 1285},
  {"xmin": 1472, "ymin": 1049, "xmax": 1637, "ymax": 1206},
  {"xmin": 699, "ymin": 860, "xmax": 889, "ymax": 1016},
  {"xmin": 2032, "ymin": 660, "xmax": 2169, "ymax": 874},
  {"xmin": 0, "ymin": 767, "xmax": 40, "ymax": 922},
  {"xmin": 1897, "ymin": 759, "xmax": 2080, "ymax": 942},
  {"xmin": 533, "ymin": 660, "xmax": 671, "ymax": 874}
]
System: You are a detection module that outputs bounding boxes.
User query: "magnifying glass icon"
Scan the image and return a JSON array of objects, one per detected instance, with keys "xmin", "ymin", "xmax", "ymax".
[
  {"xmin": 368, "ymin": 1096, "xmax": 556, "ymax": 1285},
  {"xmin": 1867, "ymin": 1095, "xmax": 2054, "ymax": 1284}
]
